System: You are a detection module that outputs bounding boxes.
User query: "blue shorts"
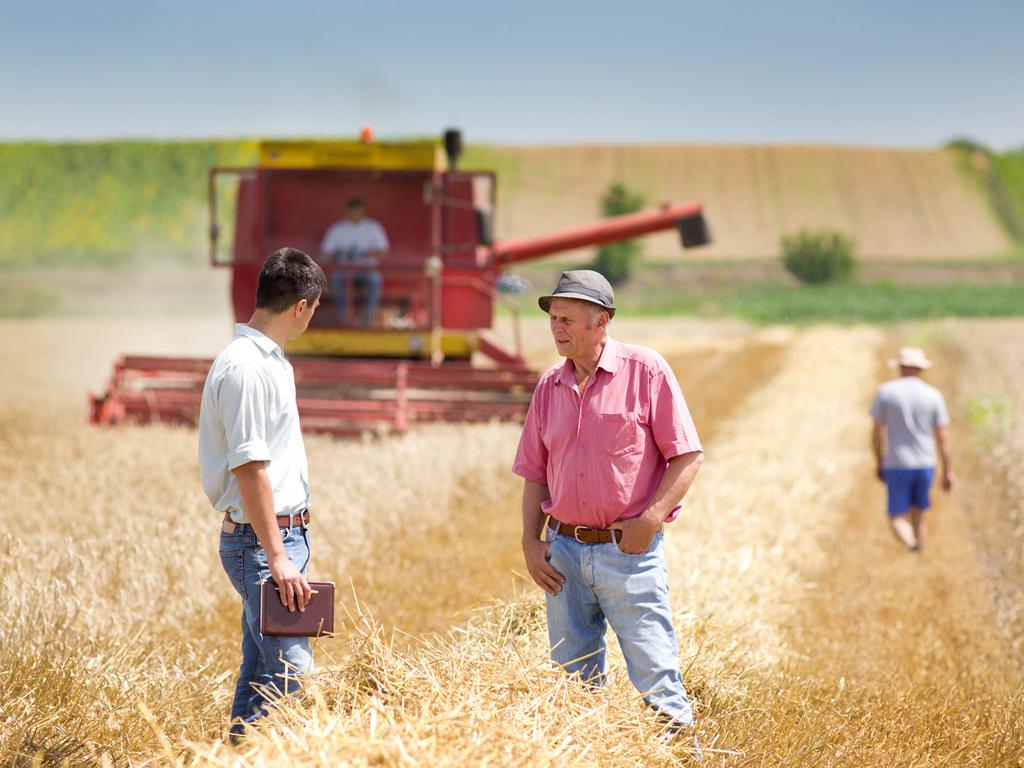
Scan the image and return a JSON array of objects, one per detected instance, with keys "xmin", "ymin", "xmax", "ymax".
[{"xmin": 884, "ymin": 468, "xmax": 935, "ymax": 516}]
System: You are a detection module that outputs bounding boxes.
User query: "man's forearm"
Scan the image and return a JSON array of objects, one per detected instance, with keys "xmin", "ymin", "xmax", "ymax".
[
  {"xmin": 234, "ymin": 462, "xmax": 286, "ymax": 560},
  {"xmin": 872, "ymin": 423, "xmax": 884, "ymax": 466},
  {"xmin": 645, "ymin": 451, "xmax": 703, "ymax": 523},
  {"xmin": 521, "ymin": 480, "xmax": 551, "ymax": 543},
  {"xmin": 936, "ymin": 426, "xmax": 952, "ymax": 474}
]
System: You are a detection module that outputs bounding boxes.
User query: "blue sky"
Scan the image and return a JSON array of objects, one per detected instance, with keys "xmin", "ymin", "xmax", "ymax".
[{"xmin": 2, "ymin": 0, "xmax": 1021, "ymax": 148}]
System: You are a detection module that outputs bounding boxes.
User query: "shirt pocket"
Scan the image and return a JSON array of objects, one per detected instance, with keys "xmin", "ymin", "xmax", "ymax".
[
  {"xmin": 595, "ymin": 414, "xmax": 644, "ymax": 510},
  {"xmin": 596, "ymin": 414, "xmax": 642, "ymax": 458}
]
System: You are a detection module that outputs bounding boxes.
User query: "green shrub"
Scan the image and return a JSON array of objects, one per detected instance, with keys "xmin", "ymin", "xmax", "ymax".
[
  {"xmin": 593, "ymin": 182, "xmax": 645, "ymax": 285},
  {"xmin": 781, "ymin": 229, "xmax": 857, "ymax": 284}
]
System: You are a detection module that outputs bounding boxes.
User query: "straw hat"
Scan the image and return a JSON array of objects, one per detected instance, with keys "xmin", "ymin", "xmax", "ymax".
[{"xmin": 888, "ymin": 346, "xmax": 933, "ymax": 370}]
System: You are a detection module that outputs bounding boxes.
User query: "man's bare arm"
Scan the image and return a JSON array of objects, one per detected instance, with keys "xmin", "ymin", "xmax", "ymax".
[
  {"xmin": 613, "ymin": 450, "xmax": 703, "ymax": 554},
  {"xmin": 872, "ymin": 421, "xmax": 885, "ymax": 481},
  {"xmin": 233, "ymin": 461, "xmax": 312, "ymax": 612},
  {"xmin": 935, "ymin": 425, "xmax": 956, "ymax": 491},
  {"xmin": 648, "ymin": 450, "xmax": 704, "ymax": 522},
  {"xmin": 521, "ymin": 480, "xmax": 564, "ymax": 595}
]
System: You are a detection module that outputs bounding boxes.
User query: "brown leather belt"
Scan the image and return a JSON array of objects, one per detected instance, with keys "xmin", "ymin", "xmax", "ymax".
[
  {"xmin": 222, "ymin": 509, "xmax": 310, "ymax": 532},
  {"xmin": 547, "ymin": 516, "xmax": 620, "ymax": 544}
]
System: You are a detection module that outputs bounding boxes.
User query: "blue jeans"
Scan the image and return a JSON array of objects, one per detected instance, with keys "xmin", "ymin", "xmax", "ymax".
[
  {"xmin": 545, "ymin": 529, "xmax": 693, "ymax": 726},
  {"xmin": 219, "ymin": 521, "xmax": 313, "ymax": 730},
  {"xmin": 330, "ymin": 268, "xmax": 381, "ymax": 325}
]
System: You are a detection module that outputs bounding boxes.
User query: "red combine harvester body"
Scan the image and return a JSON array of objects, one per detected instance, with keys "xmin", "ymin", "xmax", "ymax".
[{"xmin": 90, "ymin": 130, "xmax": 711, "ymax": 436}]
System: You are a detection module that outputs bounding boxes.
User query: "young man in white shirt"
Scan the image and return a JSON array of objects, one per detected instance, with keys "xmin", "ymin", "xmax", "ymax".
[
  {"xmin": 320, "ymin": 196, "xmax": 389, "ymax": 326},
  {"xmin": 198, "ymin": 247, "xmax": 326, "ymax": 738}
]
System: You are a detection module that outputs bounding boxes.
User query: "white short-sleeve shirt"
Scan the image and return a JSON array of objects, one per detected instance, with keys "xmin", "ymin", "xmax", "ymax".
[
  {"xmin": 320, "ymin": 218, "xmax": 389, "ymax": 260},
  {"xmin": 869, "ymin": 376, "xmax": 950, "ymax": 469},
  {"xmin": 199, "ymin": 324, "xmax": 310, "ymax": 523}
]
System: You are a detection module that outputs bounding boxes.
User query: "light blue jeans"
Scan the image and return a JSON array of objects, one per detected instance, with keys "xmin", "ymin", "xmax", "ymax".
[
  {"xmin": 545, "ymin": 529, "xmax": 693, "ymax": 726},
  {"xmin": 329, "ymin": 268, "xmax": 381, "ymax": 325},
  {"xmin": 218, "ymin": 521, "xmax": 313, "ymax": 732}
]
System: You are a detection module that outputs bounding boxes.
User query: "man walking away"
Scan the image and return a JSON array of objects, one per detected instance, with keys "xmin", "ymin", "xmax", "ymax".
[
  {"xmin": 512, "ymin": 270, "xmax": 704, "ymax": 745},
  {"xmin": 870, "ymin": 346, "xmax": 955, "ymax": 552},
  {"xmin": 199, "ymin": 247, "xmax": 326, "ymax": 738}
]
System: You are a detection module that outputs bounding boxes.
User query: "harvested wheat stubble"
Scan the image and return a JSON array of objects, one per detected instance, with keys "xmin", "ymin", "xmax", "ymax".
[
  {"xmin": 732, "ymin": 323, "xmax": 1024, "ymax": 767},
  {"xmin": 0, "ymin": 316, "xmax": 538, "ymax": 762},
  {"xmin": 665, "ymin": 327, "xmax": 882, "ymax": 672},
  {"xmin": 169, "ymin": 328, "xmax": 887, "ymax": 766},
  {"xmin": 6, "ymin": 316, "xmax": 1023, "ymax": 766},
  {"xmin": 946, "ymin": 319, "xmax": 1024, "ymax": 656},
  {"xmin": 0, "ymin": 409, "xmax": 529, "ymax": 764},
  {"xmin": 209, "ymin": 324, "xmax": 1021, "ymax": 766}
]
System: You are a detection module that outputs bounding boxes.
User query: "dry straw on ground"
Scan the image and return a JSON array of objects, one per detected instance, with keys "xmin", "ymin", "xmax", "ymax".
[{"xmin": 2, "ymin": 318, "xmax": 1024, "ymax": 766}]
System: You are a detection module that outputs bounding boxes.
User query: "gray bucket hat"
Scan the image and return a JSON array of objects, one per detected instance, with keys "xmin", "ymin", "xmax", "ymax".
[{"xmin": 538, "ymin": 270, "xmax": 616, "ymax": 317}]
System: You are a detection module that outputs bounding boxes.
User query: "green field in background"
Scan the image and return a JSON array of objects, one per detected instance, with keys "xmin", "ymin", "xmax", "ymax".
[
  {"xmin": 2, "ymin": 139, "xmax": 1023, "ymax": 270},
  {"xmin": 726, "ymin": 282, "xmax": 1024, "ymax": 323},
  {"xmin": 0, "ymin": 140, "xmax": 256, "ymax": 267}
]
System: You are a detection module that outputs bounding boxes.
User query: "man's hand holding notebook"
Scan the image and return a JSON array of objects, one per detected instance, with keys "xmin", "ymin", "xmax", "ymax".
[{"xmin": 260, "ymin": 580, "xmax": 336, "ymax": 637}]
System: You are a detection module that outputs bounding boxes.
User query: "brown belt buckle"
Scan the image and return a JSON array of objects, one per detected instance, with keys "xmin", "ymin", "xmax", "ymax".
[{"xmin": 573, "ymin": 526, "xmax": 588, "ymax": 543}]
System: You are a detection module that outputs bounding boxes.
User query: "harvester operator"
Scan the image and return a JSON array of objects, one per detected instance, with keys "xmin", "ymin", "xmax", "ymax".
[
  {"xmin": 320, "ymin": 196, "xmax": 389, "ymax": 326},
  {"xmin": 512, "ymin": 270, "xmax": 705, "ymax": 747}
]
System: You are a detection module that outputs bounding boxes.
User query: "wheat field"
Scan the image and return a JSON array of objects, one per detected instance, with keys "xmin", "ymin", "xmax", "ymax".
[{"xmin": 1, "ymin": 315, "xmax": 1022, "ymax": 766}]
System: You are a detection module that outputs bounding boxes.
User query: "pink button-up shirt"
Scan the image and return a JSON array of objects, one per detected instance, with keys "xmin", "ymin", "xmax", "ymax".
[{"xmin": 512, "ymin": 338, "xmax": 702, "ymax": 528}]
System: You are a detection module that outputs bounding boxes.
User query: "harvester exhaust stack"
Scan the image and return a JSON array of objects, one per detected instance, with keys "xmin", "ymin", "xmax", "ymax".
[{"xmin": 443, "ymin": 128, "xmax": 462, "ymax": 171}]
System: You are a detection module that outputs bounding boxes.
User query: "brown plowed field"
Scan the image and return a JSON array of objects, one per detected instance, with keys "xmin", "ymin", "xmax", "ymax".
[{"xmin": 470, "ymin": 145, "xmax": 1011, "ymax": 259}]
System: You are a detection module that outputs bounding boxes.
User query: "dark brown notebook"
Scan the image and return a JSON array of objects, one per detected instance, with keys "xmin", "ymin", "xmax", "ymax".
[{"xmin": 259, "ymin": 580, "xmax": 335, "ymax": 637}]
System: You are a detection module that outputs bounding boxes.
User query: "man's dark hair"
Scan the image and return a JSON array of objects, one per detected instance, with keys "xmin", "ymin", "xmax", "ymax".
[
  {"xmin": 255, "ymin": 248, "xmax": 327, "ymax": 313},
  {"xmin": 346, "ymin": 196, "xmax": 366, "ymax": 211}
]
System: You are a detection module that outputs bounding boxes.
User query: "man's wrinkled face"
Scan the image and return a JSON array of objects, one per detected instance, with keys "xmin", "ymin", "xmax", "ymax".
[{"xmin": 548, "ymin": 297, "xmax": 607, "ymax": 359}]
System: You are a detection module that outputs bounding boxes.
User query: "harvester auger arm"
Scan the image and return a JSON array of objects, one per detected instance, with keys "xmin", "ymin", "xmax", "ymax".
[{"xmin": 489, "ymin": 201, "xmax": 711, "ymax": 265}]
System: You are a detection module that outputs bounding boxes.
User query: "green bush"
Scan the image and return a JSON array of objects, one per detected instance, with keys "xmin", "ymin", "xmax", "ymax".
[
  {"xmin": 593, "ymin": 182, "xmax": 645, "ymax": 285},
  {"xmin": 781, "ymin": 229, "xmax": 857, "ymax": 284}
]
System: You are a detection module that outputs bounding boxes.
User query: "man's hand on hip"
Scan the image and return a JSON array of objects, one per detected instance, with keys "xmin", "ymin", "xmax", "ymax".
[
  {"xmin": 268, "ymin": 553, "xmax": 312, "ymax": 613},
  {"xmin": 523, "ymin": 537, "xmax": 564, "ymax": 595},
  {"xmin": 611, "ymin": 515, "xmax": 660, "ymax": 554}
]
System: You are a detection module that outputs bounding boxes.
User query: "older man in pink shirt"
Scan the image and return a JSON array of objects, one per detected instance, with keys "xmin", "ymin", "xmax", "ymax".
[{"xmin": 513, "ymin": 270, "xmax": 704, "ymax": 737}]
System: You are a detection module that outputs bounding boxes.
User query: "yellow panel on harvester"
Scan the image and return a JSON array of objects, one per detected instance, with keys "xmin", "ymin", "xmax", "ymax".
[
  {"xmin": 285, "ymin": 330, "xmax": 477, "ymax": 359},
  {"xmin": 259, "ymin": 140, "xmax": 444, "ymax": 171}
]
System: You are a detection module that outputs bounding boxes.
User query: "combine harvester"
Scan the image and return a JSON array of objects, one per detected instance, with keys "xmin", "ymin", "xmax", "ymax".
[{"xmin": 90, "ymin": 130, "xmax": 711, "ymax": 436}]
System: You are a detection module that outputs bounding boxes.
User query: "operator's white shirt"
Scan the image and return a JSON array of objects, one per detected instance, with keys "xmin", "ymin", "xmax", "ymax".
[
  {"xmin": 198, "ymin": 324, "xmax": 310, "ymax": 523},
  {"xmin": 320, "ymin": 218, "xmax": 389, "ymax": 259}
]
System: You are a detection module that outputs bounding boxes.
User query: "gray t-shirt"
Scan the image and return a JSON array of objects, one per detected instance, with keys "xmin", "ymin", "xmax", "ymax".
[{"xmin": 869, "ymin": 376, "xmax": 949, "ymax": 469}]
